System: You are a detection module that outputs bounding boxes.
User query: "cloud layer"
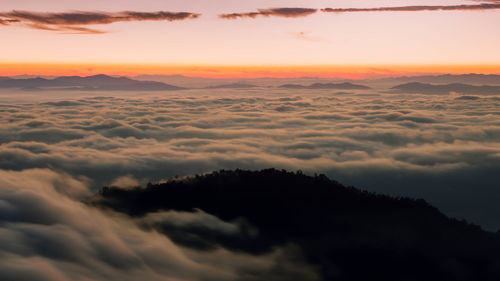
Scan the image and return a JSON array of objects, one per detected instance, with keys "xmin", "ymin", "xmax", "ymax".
[
  {"xmin": 0, "ymin": 168, "xmax": 319, "ymax": 281},
  {"xmin": 0, "ymin": 88, "xmax": 500, "ymax": 229},
  {"xmin": 0, "ymin": 10, "xmax": 201, "ymax": 33}
]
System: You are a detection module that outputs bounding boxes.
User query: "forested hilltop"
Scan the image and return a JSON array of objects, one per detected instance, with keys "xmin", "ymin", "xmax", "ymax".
[{"xmin": 90, "ymin": 169, "xmax": 500, "ymax": 281}]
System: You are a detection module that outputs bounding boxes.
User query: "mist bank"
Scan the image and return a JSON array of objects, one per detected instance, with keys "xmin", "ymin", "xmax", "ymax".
[
  {"xmin": 0, "ymin": 88, "xmax": 499, "ymax": 230},
  {"xmin": 0, "ymin": 168, "xmax": 319, "ymax": 281}
]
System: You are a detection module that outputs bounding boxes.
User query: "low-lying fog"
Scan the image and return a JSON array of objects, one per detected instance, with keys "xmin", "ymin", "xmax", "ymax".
[{"xmin": 1, "ymin": 88, "xmax": 499, "ymax": 229}]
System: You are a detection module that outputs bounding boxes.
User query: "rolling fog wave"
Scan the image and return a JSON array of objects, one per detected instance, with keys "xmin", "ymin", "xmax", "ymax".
[{"xmin": 1, "ymin": 89, "xmax": 500, "ymax": 229}]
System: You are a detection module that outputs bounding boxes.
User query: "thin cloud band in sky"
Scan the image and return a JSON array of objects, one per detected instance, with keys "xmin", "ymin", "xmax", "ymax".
[
  {"xmin": 219, "ymin": 3, "xmax": 500, "ymax": 20},
  {"xmin": 219, "ymin": 8, "xmax": 317, "ymax": 19},
  {"xmin": 321, "ymin": 3, "xmax": 500, "ymax": 13},
  {"xmin": 0, "ymin": 10, "xmax": 201, "ymax": 33},
  {"xmin": 1, "ymin": 2, "xmax": 500, "ymax": 34}
]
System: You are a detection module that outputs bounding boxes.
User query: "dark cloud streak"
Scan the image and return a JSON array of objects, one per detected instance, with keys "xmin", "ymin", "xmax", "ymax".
[
  {"xmin": 219, "ymin": 3, "xmax": 500, "ymax": 20},
  {"xmin": 1, "ymin": 3, "xmax": 499, "ymax": 31},
  {"xmin": 26, "ymin": 23, "xmax": 106, "ymax": 34},
  {"xmin": 219, "ymin": 8, "xmax": 317, "ymax": 19},
  {"xmin": 0, "ymin": 10, "xmax": 201, "ymax": 33},
  {"xmin": 321, "ymin": 3, "xmax": 500, "ymax": 13}
]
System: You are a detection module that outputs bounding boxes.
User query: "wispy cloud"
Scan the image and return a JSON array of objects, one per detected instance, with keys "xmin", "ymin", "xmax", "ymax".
[
  {"xmin": 25, "ymin": 22, "xmax": 106, "ymax": 34},
  {"xmin": 321, "ymin": 3, "xmax": 500, "ymax": 13},
  {"xmin": 0, "ymin": 10, "xmax": 201, "ymax": 33},
  {"xmin": 291, "ymin": 31, "xmax": 325, "ymax": 42},
  {"xmin": 0, "ymin": 18, "xmax": 19, "ymax": 25},
  {"xmin": 219, "ymin": 8, "xmax": 317, "ymax": 19}
]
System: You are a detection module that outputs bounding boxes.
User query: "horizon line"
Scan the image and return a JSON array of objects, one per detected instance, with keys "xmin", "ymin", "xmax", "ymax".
[{"xmin": 1, "ymin": 63, "xmax": 499, "ymax": 79}]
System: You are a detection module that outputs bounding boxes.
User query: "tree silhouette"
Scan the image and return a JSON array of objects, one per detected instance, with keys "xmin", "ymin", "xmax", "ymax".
[{"xmin": 90, "ymin": 169, "xmax": 500, "ymax": 281}]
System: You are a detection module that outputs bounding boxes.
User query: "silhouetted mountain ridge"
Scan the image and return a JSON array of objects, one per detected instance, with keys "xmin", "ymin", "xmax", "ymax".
[
  {"xmin": 279, "ymin": 82, "xmax": 370, "ymax": 90},
  {"xmin": 89, "ymin": 169, "xmax": 500, "ymax": 281},
  {"xmin": 392, "ymin": 82, "xmax": 500, "ymax": 94},
  {"xmin": 383, "ymin": 73, "xmax": 500, "ymax": 84},
  {"xmin": 0, "ymin": 74, "xmax": 183, "ymax": 91},
  {"xmin": 204, "ymin": 83, "xmax": 258, "ymax": 89}
]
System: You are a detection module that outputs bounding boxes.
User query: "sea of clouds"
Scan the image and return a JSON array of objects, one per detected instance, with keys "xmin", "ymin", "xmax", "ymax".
[
  {"xmin": 1, "ymin": 89, "xmax": 500, "ymax": 228},
  {"xmin": 0, "ymin": 168, "xmax": 319, "ymax": 281},
  {"xmin": 1, "ymin": 88, "xmax": 499, "ymax": 280}
]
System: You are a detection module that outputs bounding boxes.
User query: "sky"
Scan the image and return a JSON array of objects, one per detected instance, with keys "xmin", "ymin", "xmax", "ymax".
[{"xmin": 1, "ymin": 0, "xmax": 500, "ymax": 77}]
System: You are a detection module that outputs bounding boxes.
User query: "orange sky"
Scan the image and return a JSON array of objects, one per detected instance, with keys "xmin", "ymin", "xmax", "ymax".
[
  {"xmin": 1, "ymin": 1, "xmax": 500, "ymax": 77},
  {"xmin": 0, "ymin": 64, "xmax": 499, "ymax": 79}
]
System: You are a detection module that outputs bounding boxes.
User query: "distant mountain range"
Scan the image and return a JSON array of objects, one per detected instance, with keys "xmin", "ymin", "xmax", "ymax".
[
  {"xmin": 90, "ymin": 169, "xmax": 500, "ymax": 281},
  {"xmin": 382, "ymin": 74, "xmax": 500, "ymax": 85},
  {"xmin": 134, "ymin": 74, "xmax": 348, "ymax": 88},
  {"xmin": 134, "ymin": 73, "xmax": 500, "ymax": 88},
  {"xmin": 2, "ymin": 74, "xmax": 500, "ymax": 92},
  {"xmin": 279, "ymin": 82, "xmax": 371, "ymax": 90},
  {"xmin": 204, "ymin": 83, "xmax": 257, "ymax": 89},
  {"xmin": 392, "ymin": 82, "xmax": 500, "ymax": 94},
  {"xmin": 0, "ymin": 74, "xmax": 183, "ymax": 91}
]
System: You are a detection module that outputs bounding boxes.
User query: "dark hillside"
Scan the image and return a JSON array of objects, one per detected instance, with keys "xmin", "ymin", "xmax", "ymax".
[{"xmin": 90, "ymin": 169, "xmax": 500, "ymax": 281}]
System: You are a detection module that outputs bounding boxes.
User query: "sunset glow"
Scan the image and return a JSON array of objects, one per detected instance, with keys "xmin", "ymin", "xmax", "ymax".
[
  {"xmin": 1, "ymin": 64, "xmax": 499, "ymax": 79},
  {"xmin": 1, "ymin": 0, "xmax": 500, "ymax": 75}
]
